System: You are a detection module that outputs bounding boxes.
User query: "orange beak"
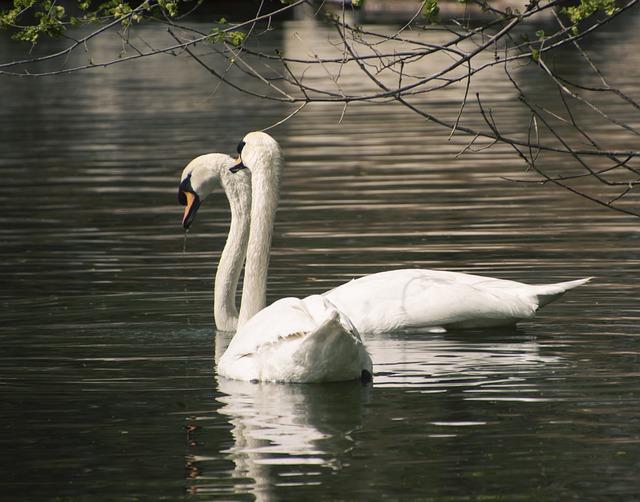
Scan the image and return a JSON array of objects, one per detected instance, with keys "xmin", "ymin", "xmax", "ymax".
[
  {"xmin": 180, "ymin": 191, "xmax": 201, "ymax": 230},
  {"xmin": 182, "ymin": 192, "xmax": 195, "ymax": 226}
]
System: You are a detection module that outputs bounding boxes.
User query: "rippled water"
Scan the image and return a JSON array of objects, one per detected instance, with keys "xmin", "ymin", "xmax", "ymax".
[{"xmin": 2, "ymin": 8, "xmax": 640, "ymax": 501}]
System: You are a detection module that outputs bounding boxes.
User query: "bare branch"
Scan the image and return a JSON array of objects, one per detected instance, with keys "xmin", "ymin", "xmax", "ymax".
[{"xmin": 4, "ymin": 0, "xmax": 640, "ymax": 215}]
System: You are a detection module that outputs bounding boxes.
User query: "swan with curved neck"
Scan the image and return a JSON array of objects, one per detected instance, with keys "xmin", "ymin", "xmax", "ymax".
[
  {"xmin": 179, "ymin": 137, "xmax": 372, "ymax": 383},
  {"xmin": 197, "ymin": 131, "xmax": 589, "ymax": 335},
  {"xmin": 179, "ymin": 153, "xmax": 251, "ymax": 332}
]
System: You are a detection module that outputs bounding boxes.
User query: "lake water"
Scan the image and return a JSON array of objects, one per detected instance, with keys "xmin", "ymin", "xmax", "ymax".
[{"xmin": 1, "ymin": 7, "xmax": 640, "ymax": 501}]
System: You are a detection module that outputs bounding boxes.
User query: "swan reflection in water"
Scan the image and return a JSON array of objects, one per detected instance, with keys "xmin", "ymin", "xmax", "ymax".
[
  {"xmin": 185, "ymin": 329, "xmax": 563, "ymax": 499},
  {"xmin": 366, "ymin": 330, "xmax": 564, "ymax": 391},
  {"xmin": 216, "ymin": 378, "xmax": 369, "ymax": 498}
]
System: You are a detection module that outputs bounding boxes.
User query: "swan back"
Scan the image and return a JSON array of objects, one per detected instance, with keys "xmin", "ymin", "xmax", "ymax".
[
  {"xmin": 218, "ymin": 295, "xmax": 373, "ymax": 383},
  {"xmin": 324, "ymin": 269, "xmax": 591, "ymax": 333}
]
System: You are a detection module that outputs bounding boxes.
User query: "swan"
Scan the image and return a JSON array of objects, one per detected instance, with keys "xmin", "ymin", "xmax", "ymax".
[
  {"xmin": 179, "ymin": 142, "xmax": 372, "ymax": 383},
  {"xmin": 221, "ymin": 131, "xmax": 590, "ymax": 334},
  {"xmin": 179, "ymin": 153, "xmax": 251, "ymax": 332}
]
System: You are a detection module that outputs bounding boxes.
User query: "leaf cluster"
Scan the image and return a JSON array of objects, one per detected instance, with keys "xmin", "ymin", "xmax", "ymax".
[
  {"xmin": 561, "ymin": 0, "xmax": 618, "ymax": 33},
  {"xmin": 421, "ymin": 0, "xmax": 441, "ymax": 25},
  {"xmin": 0, "ymin": 0, "xmax": 67, "ymax": 43},
  {"xmin": 0, "ymin": 0, "xmax": 181, "ymax": 44},
  {"xmin": 206, "ymin": 26, "xmax": 246, "ymax": 47}
]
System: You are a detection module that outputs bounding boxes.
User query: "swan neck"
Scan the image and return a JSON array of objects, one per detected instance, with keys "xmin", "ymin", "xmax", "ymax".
[
  {"xmin": 214, "ymin": 172, "xmax": 252, "ymax": 331},
  {"xmin": 238, "ymin": 143, "xmax": 282, "ymax": 327}
]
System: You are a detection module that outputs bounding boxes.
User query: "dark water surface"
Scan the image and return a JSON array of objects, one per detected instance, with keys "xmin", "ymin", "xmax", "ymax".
[{"xmin": 2, "ymin": 10, "xmax": 640, "ymax": 502}]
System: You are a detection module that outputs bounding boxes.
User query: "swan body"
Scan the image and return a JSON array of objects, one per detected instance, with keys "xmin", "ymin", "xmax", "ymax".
[
  {"xmin": 217, "ymin": 294, "xmax": 373, "ymax": 383},
  {"xmin": 221, "ymin": 131, "xmax": 589, "ymax": 336},
  {"xmin": 179, "ymin": 135, "xmax": 372, "ymax": 383},
  {"xmin": 324, "ymin": 269, "xmax": 590, "ymax": 334}
]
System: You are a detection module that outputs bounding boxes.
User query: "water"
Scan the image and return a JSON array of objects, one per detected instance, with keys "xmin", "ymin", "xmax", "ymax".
[{"xmin": 2, "ymin": 8, "xmax": 640, "ymax": 501}]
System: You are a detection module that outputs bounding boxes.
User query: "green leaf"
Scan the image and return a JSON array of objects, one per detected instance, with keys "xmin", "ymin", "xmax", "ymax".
[
  {"xmin": 421, "ymin": 0, "xmax": 441, "ymax": 25},
  {"xmin": 206, "ymin": 27, "xmax": 246, "ymax": 47},
  {"xmin": 561, "ymin": 0, "xmax": 619, "ymax": 32}
]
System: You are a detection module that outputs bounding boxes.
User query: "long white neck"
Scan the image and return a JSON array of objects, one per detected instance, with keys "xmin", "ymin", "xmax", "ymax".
[
  {"xmin": 237, "ymin": 137, "xmax": 283, "ymax": 327},
  {"xmin": 214, "ymin": 169, "xmax": 252, "ymax": 331}
]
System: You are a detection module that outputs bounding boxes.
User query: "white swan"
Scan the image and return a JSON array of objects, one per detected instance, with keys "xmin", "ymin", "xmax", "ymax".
[
  {"xmin": 179, "ymin": 142, "xmax": 372, "ymax": 383},
  {"xmin": 179, "ymin": 153, "xmax": 251, "ymax": 332},
  {"xmin": 220, "ymin": 131, "xmax": 590, "ymax": 334},
  {"xmin": 178, "ymin": 133, "xmax": 589, "ymax": 377}
]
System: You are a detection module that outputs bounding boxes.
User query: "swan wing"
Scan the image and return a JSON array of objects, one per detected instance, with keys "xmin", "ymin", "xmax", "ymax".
[
  {"xmin": 324, "ymin": 269, "xmax": 590, "ymax": 334},
  {"xmin": 218, "ymin": 295, "xmax": 372, "ymax": 383}
]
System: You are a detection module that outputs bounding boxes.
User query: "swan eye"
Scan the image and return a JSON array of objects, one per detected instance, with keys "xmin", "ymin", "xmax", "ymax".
[{"xmin": 236, "ymin": 140, "xmax": 245, "ymax": 155}]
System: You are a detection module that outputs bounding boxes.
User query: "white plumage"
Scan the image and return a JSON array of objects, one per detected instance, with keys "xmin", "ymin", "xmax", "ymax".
[
  {"xmin": 178, "ymin": 131, "xmax": 589, "ymax": 381},
  {"xmin": 217, "ymin": 294, "xmax": 372, "ymax": 383},
  {"xmin": 324, "ymin": 269, "xmax": 590, "ymax": 334},
  {"xmin": 179, "ymin": 133, "xmax": 372, "ymax": 383}
]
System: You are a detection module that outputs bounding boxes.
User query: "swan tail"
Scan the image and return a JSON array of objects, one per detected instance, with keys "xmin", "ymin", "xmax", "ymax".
[
  {"xmin": 534, "ymin": 277, "xmax": 592, "ymax": 308},
  {"xmin": 297, "ymin": 310, "xmax": 373, "ymax": 383}
]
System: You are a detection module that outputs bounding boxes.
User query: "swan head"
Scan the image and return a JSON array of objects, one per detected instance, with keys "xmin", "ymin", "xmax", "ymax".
[
  {"xmin": 178, "ymin": 153, "xmax": 235, "ymax": 229},
  {"xmin": 230, "ymin": 131, "xmax": 283, "ymax": 177}
]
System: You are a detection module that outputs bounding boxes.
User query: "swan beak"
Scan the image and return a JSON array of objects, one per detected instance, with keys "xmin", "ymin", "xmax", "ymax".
[
  {"xmin": 180, "ymin": 191, "xmax": 201, "ymax": 229},
  {"xmin": 229, "ymin": 156, "xmax": 246, "ymax": 174}
]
